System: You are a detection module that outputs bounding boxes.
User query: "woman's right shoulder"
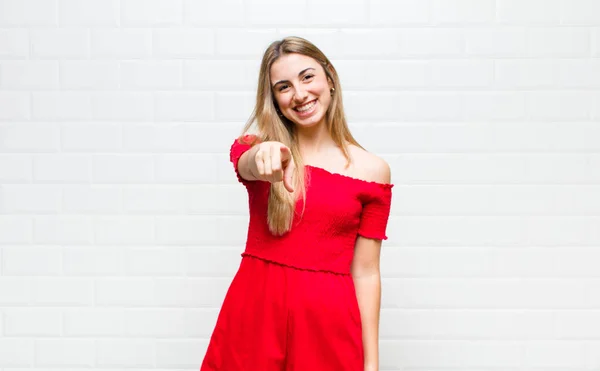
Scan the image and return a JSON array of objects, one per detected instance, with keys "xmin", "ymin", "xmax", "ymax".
[{"xmin": 237, "ymin": 133, "xmax": 262, "ymax": 146}]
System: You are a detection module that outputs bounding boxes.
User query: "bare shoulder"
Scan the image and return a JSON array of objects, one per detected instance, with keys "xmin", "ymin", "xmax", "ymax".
[{"xmin": 347, "ymin": 144, "xmax": 391, "ymax": 184}]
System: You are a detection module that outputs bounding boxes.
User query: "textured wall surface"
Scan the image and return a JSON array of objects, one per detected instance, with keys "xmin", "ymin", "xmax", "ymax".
[{"xmin": 0, "ymin": 0, "xmax": 599, "ymax": 370}]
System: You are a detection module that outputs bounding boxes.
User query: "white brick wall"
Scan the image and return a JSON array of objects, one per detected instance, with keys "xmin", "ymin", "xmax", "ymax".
[{"xmin": 0, "ymin": 0, "xmax": 598, "ymax": 370}]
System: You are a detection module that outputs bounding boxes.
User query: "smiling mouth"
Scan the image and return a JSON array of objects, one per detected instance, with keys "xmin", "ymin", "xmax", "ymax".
[{"xmin": 293, "ymin": 99, "xmax": 317, "ymax": 112}]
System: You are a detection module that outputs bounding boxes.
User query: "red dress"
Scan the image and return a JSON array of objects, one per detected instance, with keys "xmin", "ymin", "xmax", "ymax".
[{"xmin": 200, "ymin": 135, "xmax": 393, "ymax": 371}]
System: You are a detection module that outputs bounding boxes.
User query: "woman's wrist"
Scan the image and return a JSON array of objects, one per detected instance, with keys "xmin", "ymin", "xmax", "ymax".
[{"xmin": 246, "ymin": 145, "xmax": 261, "ymax": 180}]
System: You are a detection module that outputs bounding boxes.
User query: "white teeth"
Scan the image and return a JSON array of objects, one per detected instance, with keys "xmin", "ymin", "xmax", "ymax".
[{"xmin": 296, "ymin": 100, "xmax": 316, "ymax": 112}]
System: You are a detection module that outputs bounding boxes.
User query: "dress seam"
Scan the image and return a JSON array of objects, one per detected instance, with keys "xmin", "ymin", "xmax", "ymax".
[{"xmin": 240, "ymin": 252, "xmax": 350, "ymax": 276}]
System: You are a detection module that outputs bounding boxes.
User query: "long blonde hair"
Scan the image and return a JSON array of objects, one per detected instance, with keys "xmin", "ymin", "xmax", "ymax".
[{"xmin": 239, "ymin": 36, "xmax": 362, "ymax": 236}]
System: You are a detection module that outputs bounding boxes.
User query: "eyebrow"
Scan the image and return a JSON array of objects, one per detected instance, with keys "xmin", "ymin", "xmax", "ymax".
[{"xmin": 272, "ymin": 67, "xmax": 316, "ymax": 88}]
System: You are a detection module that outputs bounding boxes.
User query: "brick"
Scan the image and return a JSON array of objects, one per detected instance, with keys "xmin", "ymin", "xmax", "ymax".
[
  {"xmin": 432, "ymin": 0, "xmax": 494, "ymax": 24},
  {"xmin": 60, "ymin": 61, "xmax": 119, "ymax": 90},
  {"xmin": 556, "ymin": 311, "xmax": 600, "ymax": 339},
  {"xmin": 122, "ymin": 122, "xmax": 186, "ymax": 152},
  {"xmin": 185, "ymin": 246, "xmax": 242, "ymax": 276},
  {"xmin": 0, "ymin": 61, "xmax": 58, "ymax": 89},
  {"xmin": 154, "ymin": 153, "xmax": 217, "ymax": 183},
  {"xmin": 0, "ymin": 0, "xmax": 58, "ymax": 26},
  {"xmin": 184, "ymin": 0, "xmax": 244, "ymax": 26},
  {"xmin": 276, "ymin": 29, "xmax": 342, "ymax": 58},
  {"xmin": 495, "ymin": 59, "xmax": 600, "ymax": 88},
  {"xmin": 120, "ymin": 60, "xmax": 182, "ymax": 89},
  {"xmin": 93, "ymin": 154, "xmax": 154, "ymax": 183},
  {"xmin": 462, "ymin": 92, "xmax": 526, "ymax": 121},
  {"xmin": 0, "ymin": 123, "xmax": 59, "ymax": 151},
  {"xmin": 156, "ymin": 215, "xmax": 248, "ymax": 245},
  {"xmin": 344, "ymin": 92, "xmax": 462, "ymax": 121},
  {"xmin": 62, "ymin": 185, "xmax": 121, "ymax": 213},
  {"xmin": 96, "ymin": 339, "xmax": 155, "ymax": 366},
  {"xmin": 91, "ymin": 92, "xmax": 154, "ymax": 120},
  {"xmin": 59, "ymin": 0, "xmax": 118, "ymax": 26},
  {"xmin": 0, "ymin": 185, "xmax": 61, "ymax": 213},
  {"xmin": 185, "ymin": 309, "xmax": 220, "ymax": 337},
  {"xmin": 61, "ymin": 122, "xmax": 121, "ymax": 151},
  {"xmin": 529, "ymin": 27, "xmax": 590, "ymax": 57},
  {"xmin": 379, "ymin": 309, "xmax": 554, "ymax": 339},
  {"xmin": 123, "ymin": 186, "xmax": 187, "ymax": 213},
  {"xmin": 398, "ymin": 28, "xmax": 463, "ymax": 56},
  {"xmin": 154, "ymin": 278, "xmax": 230, "ymax": 307},
  {"xmin": 0, "ymin": 29, "xmax": 29, "ymax": 58},
  {"xmin": 35, "ymin": 339, "xmax": 95, "ymax": 366},
  {"xmin": 247, "ymin": 0, "xmax": 307, "ymax": 25},
  {"xmin": 4, "ymin": 308, "xmax": 62, "ymax": 335},
  {"xmin": 523, "ymin": 341, "xmax": 586, "ymax": 368},
  {"xmin": 0, "ymin": 338, "xmax": 34, "ymax": 366},
  {"xmin": 0, "ymin": 277, "xmax": 32, "ymax": 304},
  {"xmin": 379, "ymin": 340, "xmax": 522, "ymax": 368},
  {"xmin": 91, "ymin": 28, "xmax": 152, "ymax": 58},
  {"xmin": 0, "ymin": 155, "xmax": 32, "ymax": 182},
  {"xmin": 339, "ymin": 29, "xmax": 402, "ymax": 57},
  {"xmin": 32, "ymin": 92, "xmax": 92, "ymax": 120},
  {"xmin": 594, "ymin": 27, "xmax": 600, "ymax": 56},
  {"xmin": 465, "ymin": 27, "xmax": 527, "ymax": 56},
  {"xmin": 307, "ymin": 0, "xmax": 364, "ymax": 26},
  {"xmin": 33, "ymin": 216, "xmax": 93, "ymax": 245},
  {"xmin": 121, "ymin": 0, "xmax": 182, "ymax": 26},
  {"xmin": 153, "ymin": 28, "xmax": 214, "ymax": 58},
  {"xmin": 63, "ymin": 308, "xmax": 125, "ymax": 336},
  {"xmin": 122, "ymin": 247, "xmax": 186, "ymax": 276},
  {"xmin": 156, "ymin": 339, "xmax": 203, "ymax": 368},
  {"xmin": 124, "ymin": 309, "xmax": 187, "ymax": 336},
  {"xmin": 496, "ymin": 0, "xmax": 561, "ymax": 24},
  {"xmin": 561, "ymin": 0, "xmax": 600, "ymax": 25},
  {"xmin": 0, "ymin": 92, "xmax": 30, "ymax": 120},
  {"xmin": 30, "ymin": 28, "xmax": 89, "ymax": 58},
  {"xmin": 526, "ymin": 91, "xmax": 593, "ymax": 121},
  {"xmin": 154, "ymin": 92, "xmax": 215, "ymax": 121},
  {"xmin": 95, "ymin": 278, "xmax": 154, "ymax": 306},
  {"xmin": 215, "ymin": 92, "xmax": 255, "ymax": 120},
  {"xmin": 428, "ymin": 60, "xmax": 494, "ymax": 87},
  {"xmin": 31, "ymin": 278, "xmax": 94, "ymax": 306},
  {"xmin": 33, "ymin": 154, "xmax": 91, "ymax": 182},
  {"xmin": 93, "ymin": 216, "xmax": 155, "ymax": 245},
  {"xmin": 370, "ymin": 0, "xmax": 430, "ymax": 25},
  {"xmin": 184, "ymin": 60, "xmax": 258, "ymax": 89},
  {"xmin": 216, "ymin": 29, "xmax": 278, "ymax": 57},
  {"xmin": 62, "ymin": 246, "xmax": 123, "ymax": 275},
  {"xmin": 188, "ymin": 184, "xmax": 248, "ymax": 215}
]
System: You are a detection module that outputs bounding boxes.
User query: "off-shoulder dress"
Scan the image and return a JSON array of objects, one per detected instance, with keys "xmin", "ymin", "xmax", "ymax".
[{"xmin": 200, "ymin": 135, "xmax": 393, "ymax": 371}]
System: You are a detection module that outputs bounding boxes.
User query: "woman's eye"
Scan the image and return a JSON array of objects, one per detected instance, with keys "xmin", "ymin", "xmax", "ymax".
[{"xmin": 278, "ymin": 75, "xmax": 313, "ymax": 92}]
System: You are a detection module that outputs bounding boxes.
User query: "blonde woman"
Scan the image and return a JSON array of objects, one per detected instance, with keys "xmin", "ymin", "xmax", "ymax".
[{"xmin": 201, "ymin": 36, "xmax": 393, "ymax": 371}]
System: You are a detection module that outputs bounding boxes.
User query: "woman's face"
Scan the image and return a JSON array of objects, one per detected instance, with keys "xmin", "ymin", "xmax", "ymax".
[{"xmin": 270, "ymin": 53, "xmax": 333, "ymax": 128}]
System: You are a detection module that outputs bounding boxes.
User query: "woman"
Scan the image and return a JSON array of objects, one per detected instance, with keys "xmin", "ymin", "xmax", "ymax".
[{"xmin": 201, "ymin": 36, "xmax": 393, "ymax": 371}]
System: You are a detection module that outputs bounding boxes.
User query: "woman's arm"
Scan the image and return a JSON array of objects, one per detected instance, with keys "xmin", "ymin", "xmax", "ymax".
[
  {"xmin": 238, "ymin": 144, "xmax": 262, "ymax": 181},
  {"xmin": 236, "ymin": 136, "xmax": 295, "ymax": 191},
  {"xmin": 351, "ymin": 236, "xmax": 382, "ymax": 371},
  {"xmin": 351, "ymin": 156, "xmax": 391, "ymax": 370}
]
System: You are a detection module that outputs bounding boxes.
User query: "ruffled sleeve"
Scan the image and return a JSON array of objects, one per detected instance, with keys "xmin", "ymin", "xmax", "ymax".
[
  {"xmin": 230, "ymin": 134, "xmax": 260, "ymax": 187},
  {"xmin": 357, "ymin": 184, "xmax": 393, "ymax": 240}
]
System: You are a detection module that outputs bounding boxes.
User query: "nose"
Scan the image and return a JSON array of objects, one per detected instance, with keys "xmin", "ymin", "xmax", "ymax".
[{"xmin": 293, "ymin": 86, "xmax": 308, "ymax": 103}]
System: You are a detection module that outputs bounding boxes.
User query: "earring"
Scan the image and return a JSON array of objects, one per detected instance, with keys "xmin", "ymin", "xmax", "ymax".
[{"xmin": 330, "ymin": 87, "xmax": 335, "ymax": 95}]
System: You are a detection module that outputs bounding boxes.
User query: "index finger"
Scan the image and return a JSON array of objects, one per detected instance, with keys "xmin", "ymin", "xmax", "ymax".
[
  {"xmin": 270, "ymin": 144, "xmax": 282, "ymax": 172},
  {"xmin": 282, "ymin": 156, "xmax": 295, "ymax": 193}
]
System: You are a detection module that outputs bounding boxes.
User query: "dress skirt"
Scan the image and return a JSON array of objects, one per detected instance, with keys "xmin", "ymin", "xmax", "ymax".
[{"xmin": 200, "ymin": 254, "xmax": 364, "ymax": 371}]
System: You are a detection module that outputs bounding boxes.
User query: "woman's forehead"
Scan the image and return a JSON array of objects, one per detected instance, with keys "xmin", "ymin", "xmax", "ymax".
[{"xmin": 270, "ymin": 54, "xmax": 319, "ymax": 80}]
